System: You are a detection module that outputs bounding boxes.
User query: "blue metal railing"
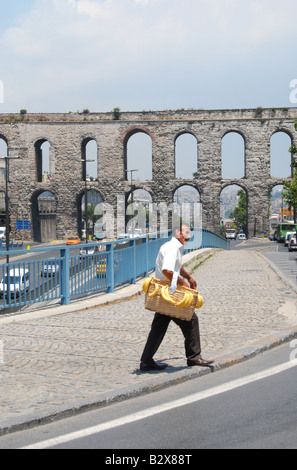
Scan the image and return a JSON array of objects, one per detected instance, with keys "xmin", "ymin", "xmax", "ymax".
[{"xmin": 0, "ymin": 229, "xmax": 229, "ymax": 311}]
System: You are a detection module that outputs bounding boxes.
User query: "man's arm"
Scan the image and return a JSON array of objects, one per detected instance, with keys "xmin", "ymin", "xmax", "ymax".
[{"xmin": 162, "ymin": 268, "xmax": 197, "ymax": 290}]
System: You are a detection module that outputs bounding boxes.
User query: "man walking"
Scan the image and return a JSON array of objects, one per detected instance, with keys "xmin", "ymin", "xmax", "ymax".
[{"xmin": 140, "ymin": 224, "xmax": 214, "ymax": 371}]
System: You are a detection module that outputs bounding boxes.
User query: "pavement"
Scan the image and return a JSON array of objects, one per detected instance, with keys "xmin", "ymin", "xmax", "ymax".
[{"xmin": 0, "ymin": 242, "xmax": 297, "ymax": 436}]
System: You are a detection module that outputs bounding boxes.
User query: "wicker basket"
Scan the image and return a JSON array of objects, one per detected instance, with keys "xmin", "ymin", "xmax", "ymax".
[{"xmin": 144, "ymin": 278, "xmax": 203, "ymax": 321}]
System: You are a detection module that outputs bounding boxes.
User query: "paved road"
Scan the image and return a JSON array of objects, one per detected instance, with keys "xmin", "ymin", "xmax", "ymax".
[{"xmin": 0, "ymin": 242, "xmax": 297, "ymax": 435}]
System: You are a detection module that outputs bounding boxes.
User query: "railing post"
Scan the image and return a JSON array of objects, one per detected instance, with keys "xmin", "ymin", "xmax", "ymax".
[
  {"xmin": 60, "ymin": 247, "xmax": 70, "ymax": 305},
  {"xmin": 143, "ymin": 235, "xmax": 149, "ymax": 277},
  {"xmin": 129, "ymin": 238, "xmax": 136, "ymax": 284},
  {"xmin": 106, "ymin": 242, "xmax": 115, "ymax": 293}
]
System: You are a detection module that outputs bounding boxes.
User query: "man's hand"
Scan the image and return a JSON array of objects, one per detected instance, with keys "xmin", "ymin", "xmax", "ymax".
[{"xmin": 188, "ymin": 277, "xmax": 197, "ymax": 290}]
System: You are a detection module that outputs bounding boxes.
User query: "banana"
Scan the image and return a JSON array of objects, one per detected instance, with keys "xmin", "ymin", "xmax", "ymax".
[
  {"xmin": 177, "ymin": 291, "xmax": 190, "ymax": 307},
  {"xmin": 143, "ymin": 277, "xmax": 153, "ymax": 293},
  {"xmin": 161, "ymin": 285, "xmax": 176, "ymax": 304},
  {"xmin": 196, "ymin": 293, "xmax": 204, "ymax": 309},
  {"xmin": 148, "ymin": 281, "xmax": 159, "ymax": 298},
  {"xmin": 185, "ymin": 291, "xmax": 194, "ymax": 307}
]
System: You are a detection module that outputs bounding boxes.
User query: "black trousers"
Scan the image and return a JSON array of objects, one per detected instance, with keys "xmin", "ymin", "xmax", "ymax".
[{"xmin": 140, "ymin": 312, "xmax": 202, "ymax": 364}]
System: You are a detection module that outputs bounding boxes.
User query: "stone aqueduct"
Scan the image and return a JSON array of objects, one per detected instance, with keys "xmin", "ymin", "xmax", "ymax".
[{"xmin": 0, "ymin": 107, "xmax": 297, "ymax": 242}]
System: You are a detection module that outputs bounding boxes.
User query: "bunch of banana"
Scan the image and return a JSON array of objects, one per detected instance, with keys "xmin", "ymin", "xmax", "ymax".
[
  {"xmin": 143, "ymin": 277, "xmax": 153, "ymax": 293},
  {"xmin": 161, "ymin": 285, "xmax": 176, "ymax": 304},
  {"xmin": 196, "ymin": 293, "xmax": 204, "ymax": 309},
  {"xmin": 176, "ymin": 290, "xmax": 194, "ymax": 308},
  {"xmin": 143, "ymin": 277, "xmax": 159, "ymax": 298}
]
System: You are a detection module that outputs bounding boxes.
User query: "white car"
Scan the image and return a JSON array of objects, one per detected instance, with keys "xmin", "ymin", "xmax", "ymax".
[
  {"xmin": 225, "ymin": 229, "xmax": 236, "ymax": 240},
  {"xmin": 79, "ymin": 246, "xmax": 98, "ymax": 255},
  {"xmin": 41, "ymin": 261, "xmax": 60, "ymax": 276},
  {"xmin": 288, "ymin": 235, "xmax": 297, "ymax": 252},
  {"xmin": 236, "ymin": 233, "xmax": 246, "ymax": 240},
  {"xmin": 0, "ymin": 268, "xmax": 29, "ymax": 297},
  {"xmin": 285, "ymin": 232, "xmax": 295, "ymax": 247}
]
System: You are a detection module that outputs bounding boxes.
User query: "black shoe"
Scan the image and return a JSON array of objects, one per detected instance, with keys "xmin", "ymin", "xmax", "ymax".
[{"xmin": 140, "ymin": 361, "xmax": 168, "ymax": 371}]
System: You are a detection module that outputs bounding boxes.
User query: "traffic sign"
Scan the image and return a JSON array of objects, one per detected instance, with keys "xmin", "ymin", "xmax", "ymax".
[{"xmin": 16, "ymin": 221, "xmax": 30, "ymax": 230}]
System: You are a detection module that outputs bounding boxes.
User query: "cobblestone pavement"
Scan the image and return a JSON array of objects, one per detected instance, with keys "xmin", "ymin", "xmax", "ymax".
[{"xmin": 0, "ymin": 248, "xmax": 297, "ymax": 433}]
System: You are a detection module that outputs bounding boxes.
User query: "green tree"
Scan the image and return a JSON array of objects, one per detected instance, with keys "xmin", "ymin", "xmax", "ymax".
[
  {"xmin": 282, "ymin": 119, "xmax": 297, "ymax": 222},
  {"xmin": 230, "ymin": 189, "xmax": 247, "ymax": 232}
]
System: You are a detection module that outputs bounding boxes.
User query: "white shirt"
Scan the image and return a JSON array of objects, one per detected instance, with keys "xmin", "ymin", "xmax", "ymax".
[{"xmin": 155, "ymin": 237, "xmax": 183, "ymax": 281}]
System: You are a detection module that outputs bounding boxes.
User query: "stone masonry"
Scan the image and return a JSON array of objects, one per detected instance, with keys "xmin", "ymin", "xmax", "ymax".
[{"xmin": 0, "ymin": 107, "xmax": 296, "ymax": 241}]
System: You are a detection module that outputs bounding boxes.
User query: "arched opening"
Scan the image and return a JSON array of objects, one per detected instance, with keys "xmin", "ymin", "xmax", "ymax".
[
  {"xmin": 81, "ymin": 138, "xmax": 98, "ymax": 181},
  {"xmin": 35, "ymin": 139, "xmax": 51, "ymax": 183},
  {"xmin": 269, "ymin": 184, "xmax": 293, "ymax": 233},
  {"xmin": 80, "ymin": 189, "xmax": 103, "ymax": 240},
  {"xmin": 125, "ymin": 131, "xmax": 152, "ymax": 181},
  {"xmin": 222, "ymin": 132, "xmax": 245, "ymax": 179},
  {"xmin": 173, "ymin": 185, "xmax": 201, "ymax": 229},
  {"xmin": 220, "ymin": 184, "xmax": 248, "ymax": 238},
  {"xmin": 175, "ymin": 133, "xmax": 198, "ymax": 179},
  {"xmin": 270, "ymin": 131, "xmax": 292, "ymax": 178},
  {"xmin": 32, "ymin": 191, "xmax": 56, "ymax": 242},
  {"xmin": 126, "ymin": 189, "xmax": 152, "ymax": 235}
]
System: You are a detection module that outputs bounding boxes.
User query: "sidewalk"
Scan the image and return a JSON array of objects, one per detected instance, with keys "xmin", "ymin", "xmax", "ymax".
[{"xmin": 0, "ymin": 246, "xmax": 297, "ymax": 435}]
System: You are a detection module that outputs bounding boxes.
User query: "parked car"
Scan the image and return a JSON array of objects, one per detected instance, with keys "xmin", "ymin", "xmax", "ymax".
[
  {"xmin": 79, "ymin": 246, "xmax": 98, "ymax": 255},
  {"xmin": 66, "ymin": 236, "xmax": 81, "ymax": 245},
  {"xmin": 288, "ymin": 235, "xmax": 297, "ymax": 252},
  {"xmin": 236, "ymin": 233, "xmax": 246, "ymax": 240},
  {"xmin": 285, "ymin": 231, "xmax": 295, "ymax": 247},
  {"xmin": 0, "ymin": 268, "xmax": 29, "ymax": 298},
  {"xmin": 41, "ymin": 261, "xmax": 60, "ymax": 276}
]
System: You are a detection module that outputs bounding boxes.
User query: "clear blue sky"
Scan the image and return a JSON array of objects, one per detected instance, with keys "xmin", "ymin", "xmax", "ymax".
[{"xmin": 0, "ymin": 0, "xmax": 295, "ymax": 180}]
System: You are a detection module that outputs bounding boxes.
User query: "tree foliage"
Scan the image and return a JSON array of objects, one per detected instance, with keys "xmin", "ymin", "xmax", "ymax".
[
  {"xmin": 281, "ymin": 120, "xmax": 297, "ymax": 222},
  {"xmin": 230, "ymin": 189, "xmax": 247, "ymax": 231}
]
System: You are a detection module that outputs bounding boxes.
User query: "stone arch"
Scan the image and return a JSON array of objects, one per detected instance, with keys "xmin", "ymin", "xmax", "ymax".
[
  {"xmin": 124, "ymin": 129, "xmax": 153, "ymax": 181},
  {"xmin": 79, "ymin": 188, "xmax": 103, "ymax": 239},
  {"xmin": 270, "ymin": 130, "xmax": 293, "ymax": 178},
  {"xmin": 222, "ymin": 131, "xmax": 246, "ymax": 179},
  {"xmin": 31, "ymin": 190, "xmax": 57, "ymax": 242},
  {"xmin": 126, "ymin": 187, "xmax": 152, "ymax": 234},
  {"xmin": 81, "ymin": 137, "xmax": 98, "ymax": 181},
  {"xmin": 220, "ymin": 183, "xmax": 248, "ymax": 236},
  {"xmin": 173, "ymin": 184, "xmax": 201, "ymax": 229},
  {"xmin": 269, "ymin": 183, "xmax": 292, "ymax": 229},
  {"xmin": 174, "ymin": 132, "xmax": 198, "ymax": 179},
  {"xmin": 34, "ymin": 138, "xmax": 52, "ymax": 183}
]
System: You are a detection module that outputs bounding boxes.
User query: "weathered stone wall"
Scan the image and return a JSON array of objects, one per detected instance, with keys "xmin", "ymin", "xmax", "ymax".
[{"xmin": 0, "ymin": 107, "xmax": 296, "ymax": 241}]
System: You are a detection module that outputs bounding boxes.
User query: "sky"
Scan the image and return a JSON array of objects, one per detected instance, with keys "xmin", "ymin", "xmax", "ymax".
[
  {"xmin": 0, "ymin": 0, "xmax": 297, "ymax": 114},
  {"xmin": 0, "ymin": 0, "xmax": 296, "ymax": 183}
]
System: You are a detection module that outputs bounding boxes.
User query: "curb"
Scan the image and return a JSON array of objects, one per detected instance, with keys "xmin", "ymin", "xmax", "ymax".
[{"xmin": 1, "ymin": 327, "xmax": 297, "ymax": 436}]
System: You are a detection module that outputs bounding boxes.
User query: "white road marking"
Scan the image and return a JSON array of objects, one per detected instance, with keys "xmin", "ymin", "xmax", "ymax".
[{"xmin": 21, "ymin": 360, "xmax": 297, "ymax": 449}]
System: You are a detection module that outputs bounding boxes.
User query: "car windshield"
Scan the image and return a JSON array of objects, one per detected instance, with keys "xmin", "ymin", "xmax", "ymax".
[{"xmin": 4, "ymin": 276, "xmax": 21, "ymax": 285}]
